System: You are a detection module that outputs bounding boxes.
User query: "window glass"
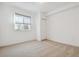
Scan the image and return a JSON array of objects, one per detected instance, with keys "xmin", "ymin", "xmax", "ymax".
[{"xmin": 14, "ymin": 13, "xmax": 31, "ymax": 31}]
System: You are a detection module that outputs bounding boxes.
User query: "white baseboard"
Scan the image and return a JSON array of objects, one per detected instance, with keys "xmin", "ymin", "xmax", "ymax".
[{"xmin": 0, "ymin": 39, "xmax": 36, "ymax": 48}]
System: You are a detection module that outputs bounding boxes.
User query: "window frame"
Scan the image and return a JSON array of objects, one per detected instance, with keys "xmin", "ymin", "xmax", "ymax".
[{"xmin": 14, "ymin": 13, "xmax": 31, "ymax": 31}]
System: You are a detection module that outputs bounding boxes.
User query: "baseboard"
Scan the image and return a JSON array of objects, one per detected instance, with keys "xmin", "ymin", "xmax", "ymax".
[
  {"xmin": 0, "ymin": 39, "xmax": 48, "ymax": 48},
  {"xmin": 47, "ymin": 39, "xmax": 79, "ymax": 48},
  {"xmin": 0, "ymin": 39, "xmax": 36, "ymax": 48}
]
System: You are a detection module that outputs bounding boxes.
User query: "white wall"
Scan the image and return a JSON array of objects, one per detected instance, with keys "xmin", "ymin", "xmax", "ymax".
[
  {"xmin": 47, "ymin": 6, "xmax": 79, "ymax": 47},
  {"xmin": 35, "ymin": 12, "xmax": 47, "ymax": 41},
  {"xmin": 40, "ymin": 13, "xmax": 47, "ymax": 40},
  {"xmin": 41, "ymin": 18, "xmax": 47, "ymax": 40},
  {"xmin": 35, "ymin": 12, "xmax": 41, "ymax": 41},
  {"xmin": 0, "ymin": 3, "xmax": 37, "ymax": 46}
]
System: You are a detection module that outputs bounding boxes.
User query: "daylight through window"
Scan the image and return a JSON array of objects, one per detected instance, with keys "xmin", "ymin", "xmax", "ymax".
[{"xmin": 14, "ymin": 13, "xmax": 31, "ymax": 31}]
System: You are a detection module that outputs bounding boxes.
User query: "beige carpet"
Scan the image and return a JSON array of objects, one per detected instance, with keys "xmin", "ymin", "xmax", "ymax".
[{"xmin": 0, "ymin": 40, "xmax": 79, "ymax": 57}]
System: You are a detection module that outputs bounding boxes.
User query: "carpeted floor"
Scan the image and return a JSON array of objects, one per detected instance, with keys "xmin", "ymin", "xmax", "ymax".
[{"xmin": 0, "ymin": 40, "xmax": 79, "ymax": 57}]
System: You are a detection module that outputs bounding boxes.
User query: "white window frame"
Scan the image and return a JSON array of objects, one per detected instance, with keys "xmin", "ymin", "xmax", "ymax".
[{"xmin": 14, "ymin": 13, "xmax": 31, "ymax": 31}]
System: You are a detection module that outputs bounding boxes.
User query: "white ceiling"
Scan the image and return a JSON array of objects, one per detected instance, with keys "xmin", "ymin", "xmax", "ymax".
[
  {"xmin": 40, "ymin": 2, "xmax": 79, "ymax": 13},
  {"xmin": 4, "ymin": 2, "xmax": 79, "ymax": 14},
  {"xmin": 4, "ymin": 2, "xmax": 40, "ymax": 12}
]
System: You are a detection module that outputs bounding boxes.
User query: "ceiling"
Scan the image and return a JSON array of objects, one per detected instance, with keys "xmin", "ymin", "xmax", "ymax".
[
  {"xmin": 4, "ymin": 2, "xmax": 40, "ymax": 12},
  {"xmin": 4, "ymin": 2, "xmax": 79, "ymax": 14},
  {"xmin": 40, "ymin": 2, "xmax": 79, "ymax": 13}
]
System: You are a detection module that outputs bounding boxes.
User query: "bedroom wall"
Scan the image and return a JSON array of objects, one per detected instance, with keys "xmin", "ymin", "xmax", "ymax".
[
  {"xmin": 47, "ymin": 5, "xmax": 79, "ymax": 47},
  {"xmin": 0, "ymin": 3, "xmax": 37, "ymax": 46}
]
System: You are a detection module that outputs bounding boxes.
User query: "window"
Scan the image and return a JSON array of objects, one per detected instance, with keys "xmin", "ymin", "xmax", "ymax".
[{"xmin": 14, "ymin": 13, "xmax": 31, "ymax": 31}]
